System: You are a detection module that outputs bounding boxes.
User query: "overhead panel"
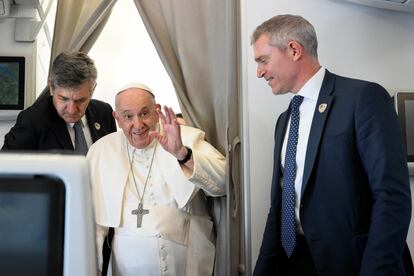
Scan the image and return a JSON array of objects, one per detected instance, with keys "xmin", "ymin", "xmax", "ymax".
[{"xmin": 339, "ymin": 0, "xmax": 414, "ymax": 12}]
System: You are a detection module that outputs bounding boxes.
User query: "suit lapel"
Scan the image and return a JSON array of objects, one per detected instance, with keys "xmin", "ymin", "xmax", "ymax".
[
  {"xmin": 271, "ymin": 109, "xmax": 290, "ymax": 207},
  {"xmin": 274, "ymin": 111, "xmax": 289, "ymax": 176},
  {"xmin": 86, "ymin": 103, "xmax": 100, "ymax": 142},
  {"xmin": 301, "ymin": 70, "xmax": 335, "ymax": 196},
  {"xmin": 86, "ymin": 101, "xmax": 109, "ymax": 142},
  {"xmin": 47, "ymin": 97, "xmax": 73, "ymax": 150}
]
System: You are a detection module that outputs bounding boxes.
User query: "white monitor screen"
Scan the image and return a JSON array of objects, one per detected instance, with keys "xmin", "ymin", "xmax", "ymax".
[
  {"xmin": 0, "ymin": 176, "xmax": 65, "ymax": 276},
  {"xmin": 0, "ymin": 154, "xmax": 96, "ymax": 276}
]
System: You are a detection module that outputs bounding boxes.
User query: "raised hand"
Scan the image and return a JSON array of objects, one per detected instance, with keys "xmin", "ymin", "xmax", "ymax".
[{"xmin": 150, "ymin": 105, "xmax": 187, "ymax": 160}]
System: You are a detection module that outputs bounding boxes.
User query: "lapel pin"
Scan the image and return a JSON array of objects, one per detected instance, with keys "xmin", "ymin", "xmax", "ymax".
[
  {"xmin": 94, "ymin": 122, "xmax": 101, "ymax": 130},
  {"xmin": 318, "ymin": 103, "xmax": 327, "ymax": 113}
]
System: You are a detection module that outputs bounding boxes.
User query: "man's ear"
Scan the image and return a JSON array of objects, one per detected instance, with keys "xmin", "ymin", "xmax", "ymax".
[
  {"xmin": 287, "ymin": 41, "xmax": 303, "ymax": 61},
  {"xmin": 48, "ymin": 80, "xmax": 53, "ymax": 96},
  {"xmin": 90, "ymin": 82, "xmax": 97, "ymax": 96},
  {"xmin": 112, "ymin": 111, "xmax": 121, "ymax": 128}
]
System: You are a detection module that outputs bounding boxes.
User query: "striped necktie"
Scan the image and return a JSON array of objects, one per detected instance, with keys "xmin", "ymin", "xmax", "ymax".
[{"xmin": 73, "ymin": 121, "xmax": 88, "ymax": 155}]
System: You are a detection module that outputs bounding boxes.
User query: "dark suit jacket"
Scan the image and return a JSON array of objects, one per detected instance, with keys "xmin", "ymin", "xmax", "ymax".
[
  {"xmin": 254, "ymin": 70, "xmax": 412, "ymax": 276},
  {"xmin": 2, "ymin": 96, "xmax": 117, "ymax": 151}
]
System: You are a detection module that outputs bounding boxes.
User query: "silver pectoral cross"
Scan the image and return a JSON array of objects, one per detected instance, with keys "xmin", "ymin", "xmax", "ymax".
[{"xmin": 131, "ymin": 203, "xmax": 149, "ymax": 228}]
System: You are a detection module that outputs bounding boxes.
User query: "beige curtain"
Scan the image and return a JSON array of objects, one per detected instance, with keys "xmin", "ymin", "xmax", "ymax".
[
  {"xmin": 36, "ymin": 0, "xmax": 117, "ymax": 102},
  {"xmin": 134, "ymin": 1, "xmax": 242, "ymax": 275}
]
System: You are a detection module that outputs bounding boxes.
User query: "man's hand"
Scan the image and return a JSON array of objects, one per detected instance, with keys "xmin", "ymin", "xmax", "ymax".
[{"xmin": 150, "ymin": 105, "xmax": 186, "ymax": 159}]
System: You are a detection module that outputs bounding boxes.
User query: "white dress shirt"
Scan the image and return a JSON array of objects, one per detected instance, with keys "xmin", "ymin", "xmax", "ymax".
[{"xmin": 281, "ymin": 67, "xmax": 325, "ymax": 234}]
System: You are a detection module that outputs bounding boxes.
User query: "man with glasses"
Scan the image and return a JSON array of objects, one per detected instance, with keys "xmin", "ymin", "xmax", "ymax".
[
  {"xmin": 2, "ymin": 51, "xmax": 116, "ymax": 153},
  {"xmin": 87, "ymin": 83, "xmax": 226, "ymax": 276}
]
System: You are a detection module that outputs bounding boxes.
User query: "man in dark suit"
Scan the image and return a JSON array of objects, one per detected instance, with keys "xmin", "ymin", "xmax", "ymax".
[
  {"xmin": 2, "ymin": 51, "xmax": 116, "ymax": 152},
  {"xmin": 252, "ymin": 15, "xmax": 412, "ymax": 276},
  {"xmin": 2, "ymin": 51, "xmax": 116, "ymax": 276}
]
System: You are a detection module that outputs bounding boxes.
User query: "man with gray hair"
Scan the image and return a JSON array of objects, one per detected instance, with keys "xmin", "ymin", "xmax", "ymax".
[
  {"xmin": 252, "ymin": 14, "xmax": 412, "ymax": 275},
  {"xmin": 2, "ymin": 51, "xmax": 116, "ymax": 153},
  {"xmin": 87, "ymin": 83, "xmax": 226, "ymax": 276}
]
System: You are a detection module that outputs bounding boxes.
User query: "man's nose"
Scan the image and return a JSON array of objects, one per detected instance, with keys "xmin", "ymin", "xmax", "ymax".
[
  {"xmin": 67, "ymin": 101, "xmax": 77, "ymax": 113},
  {"xmin": 257, "ymin": 66, "xmax": 265, "ymax": 78},
  {"xmin": 132, "ymin": 115, "xmax": 144, "ymax": 127}
]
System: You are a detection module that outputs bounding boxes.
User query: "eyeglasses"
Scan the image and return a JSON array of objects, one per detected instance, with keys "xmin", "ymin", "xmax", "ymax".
[{"xmin": 121, "ymin": 108, "xmax": 154, "ymax": 122}]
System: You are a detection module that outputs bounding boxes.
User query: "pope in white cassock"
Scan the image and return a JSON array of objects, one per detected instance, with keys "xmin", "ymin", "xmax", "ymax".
[{"xmin": 87, "ymin": 83, "xmax": 226, "ymax": 276}]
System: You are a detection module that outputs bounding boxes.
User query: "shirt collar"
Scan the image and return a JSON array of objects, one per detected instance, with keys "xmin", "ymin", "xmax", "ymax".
[
  {"xmin": 68, "ymin": 115, "xmax": 88, "ymax": 128},
  {"xmin": 295, "ymin": 67, "xmax": 325, "ymax": 101}
]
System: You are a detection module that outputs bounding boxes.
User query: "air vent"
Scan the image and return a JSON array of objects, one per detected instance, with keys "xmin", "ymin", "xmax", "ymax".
[
  {"xmin": 340, "ymin": 0, "xmax": 414, "ymax": 12},
  {"xmin": 386, "ymin": 0, "xmax": 407, "ymax": 3},
  {"xmin": 0, "ymin": 0, "xmax": 11, "ymax": 17}
]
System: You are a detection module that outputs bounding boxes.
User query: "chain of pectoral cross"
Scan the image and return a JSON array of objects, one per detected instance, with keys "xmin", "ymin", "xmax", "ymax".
[{"xmin": 127, "ymin": 141, "xmax": 157, "ymax": 228}]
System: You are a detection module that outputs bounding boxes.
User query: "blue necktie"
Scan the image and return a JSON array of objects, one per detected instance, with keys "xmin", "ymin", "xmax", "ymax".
[{"xmin": 281, "ymin": 95, "xmax": 304, "ymax": 257}]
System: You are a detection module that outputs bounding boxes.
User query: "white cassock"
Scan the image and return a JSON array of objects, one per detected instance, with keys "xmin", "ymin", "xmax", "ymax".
[{"xmin": 87, "ymin": 125, "xmax": 226, "ymax": 276}]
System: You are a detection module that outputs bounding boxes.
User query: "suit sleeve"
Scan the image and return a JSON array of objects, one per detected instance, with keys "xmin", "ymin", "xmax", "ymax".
[
  {"xmin": 356, "ymin": 82, "xmax": 411, "ymax": 275},
  {"xmin": 2, "ymin": 109, "xmax": 38, "ymax": 150},
  {"xmin": 253, "ymin": 115, "xmax": 284, "ymax": 276}
]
